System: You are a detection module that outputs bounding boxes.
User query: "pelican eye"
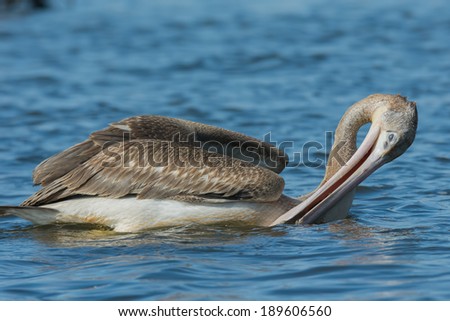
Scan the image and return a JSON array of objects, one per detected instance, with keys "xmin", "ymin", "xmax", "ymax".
[{"xmin": 384, "ymin": 132, "xmax": 397, "ymax": 150}]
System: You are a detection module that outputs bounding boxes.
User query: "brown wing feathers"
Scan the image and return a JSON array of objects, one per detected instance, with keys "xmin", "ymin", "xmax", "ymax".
[{"xmin": 23, "ymin": 116, "xmax": 286, "ymax": 206}]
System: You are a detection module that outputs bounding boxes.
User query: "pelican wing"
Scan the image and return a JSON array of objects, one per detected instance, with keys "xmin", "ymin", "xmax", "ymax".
[
  {"xmin": 33, "ymin": 115, "xmax": 287, "ymax": 186},
  {"xmin": 24, "ymin": 116, "xmax": 286, "ymax": 206}
]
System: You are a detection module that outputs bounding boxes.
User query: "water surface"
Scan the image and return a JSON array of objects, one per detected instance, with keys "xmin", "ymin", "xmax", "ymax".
[{"xmin": 0, "ymin": 0, "xmax": 449, "ymax": 300}]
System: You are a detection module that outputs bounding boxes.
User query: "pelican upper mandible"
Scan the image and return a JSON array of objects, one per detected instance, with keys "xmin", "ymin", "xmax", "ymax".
[{"xmin": 0, "ymin": 94, "xmax": 417, "ymax": 232}]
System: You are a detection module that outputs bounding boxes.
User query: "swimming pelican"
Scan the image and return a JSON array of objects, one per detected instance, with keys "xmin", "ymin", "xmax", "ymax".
[{"xmin": 0, "ymin": 94, "xmax": 417, "ymax": 232}]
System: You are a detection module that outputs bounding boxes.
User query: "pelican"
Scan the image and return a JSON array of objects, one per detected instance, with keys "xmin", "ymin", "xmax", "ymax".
[{"xmin": 0, "ymin": 94, "xmax": 417, "ymax": 232}]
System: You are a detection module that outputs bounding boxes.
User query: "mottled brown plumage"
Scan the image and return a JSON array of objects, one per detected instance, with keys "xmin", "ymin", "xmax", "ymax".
[{"xmin": 23, "ymin": 116, "xmax": 287, "ymax": 206}]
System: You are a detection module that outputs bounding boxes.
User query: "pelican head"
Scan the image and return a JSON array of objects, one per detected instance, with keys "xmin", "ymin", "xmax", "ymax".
[
  {"xmin": 272, "ymin": 94, "xmax": 418, "ymax": 225},
  {"xmin": 371, "ymin": 95, "xmax": 417, "ymax": 163}
]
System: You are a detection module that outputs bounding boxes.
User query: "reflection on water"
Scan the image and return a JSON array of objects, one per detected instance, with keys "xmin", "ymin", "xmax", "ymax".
[
  {"xmin": 1, "ymin": 0, "xmax": 450, "ymax": 300},
  {"xmin": 18, "ymin": 223, "xmax": 287, "ymax": 248}
]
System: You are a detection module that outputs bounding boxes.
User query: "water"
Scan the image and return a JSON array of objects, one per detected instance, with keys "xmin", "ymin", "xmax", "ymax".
[{"xmin": 0, "ymin": 0, "xmax": 449, "ymax": 300}]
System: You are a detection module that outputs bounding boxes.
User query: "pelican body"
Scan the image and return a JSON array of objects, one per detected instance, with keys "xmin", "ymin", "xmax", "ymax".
[{"xmin": 0, "ymin": 94, "xmax": 417, "ymax": 232}]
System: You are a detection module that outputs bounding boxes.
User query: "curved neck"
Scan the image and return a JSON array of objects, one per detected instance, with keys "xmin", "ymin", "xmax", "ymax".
[{"xmin": 322, "ymin": 100, "xmax": 377, "ymax": 184}]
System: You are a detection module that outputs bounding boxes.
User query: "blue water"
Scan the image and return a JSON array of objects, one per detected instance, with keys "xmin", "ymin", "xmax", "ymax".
[{"xmin": 0, "ymin": 0, "xmax": 449, "ymax": 300}]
